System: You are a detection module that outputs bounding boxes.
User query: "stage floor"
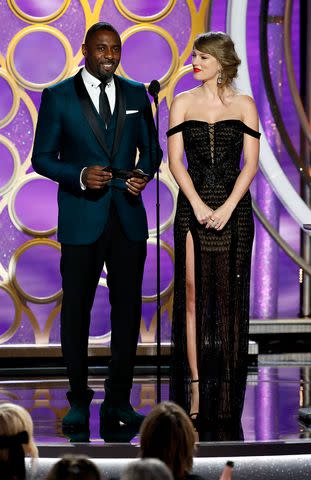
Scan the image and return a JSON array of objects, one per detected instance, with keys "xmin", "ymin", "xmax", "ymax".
[{"xmin": 1, "ymin": 364, "xmax": 311, "ymax": 448}]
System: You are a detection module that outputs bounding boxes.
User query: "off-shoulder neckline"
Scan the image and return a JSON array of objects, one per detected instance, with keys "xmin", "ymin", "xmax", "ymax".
[
  {"xmin": 167, "ymin": 119, "xmax": 261, "ymax": 138},
  {"xmin": 178, "ymin": 119, "xmax": 247, "ymax": 127}
]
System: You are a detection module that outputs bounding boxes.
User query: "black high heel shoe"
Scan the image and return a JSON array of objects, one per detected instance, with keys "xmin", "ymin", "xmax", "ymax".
[{"xmin": 189, "ymin": 379, "xmax": 199, "ymax": 430}]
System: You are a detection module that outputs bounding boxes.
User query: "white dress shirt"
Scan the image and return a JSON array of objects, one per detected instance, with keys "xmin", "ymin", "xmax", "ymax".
[
  {"xmin": 80, "ymin": 67, "xmax": 116, "ymax": 189},
  {"xmin": 81, "ymin": 67, "xmax": 116, "ymax": 114}
]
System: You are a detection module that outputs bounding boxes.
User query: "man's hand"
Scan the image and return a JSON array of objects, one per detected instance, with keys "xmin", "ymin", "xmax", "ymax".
[
  {"xmin": 82, "ymin": 166, "xmax": 112, "ymax": 189},
  {"xmin": 126, "ymin": 170, "xmax": 149, "ymax": 196}
]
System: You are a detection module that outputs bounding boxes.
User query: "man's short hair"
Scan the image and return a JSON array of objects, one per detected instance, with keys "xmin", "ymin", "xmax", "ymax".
[{"xmin": 84, "ymin": 22, "xmax": 121, "ymax": 44}]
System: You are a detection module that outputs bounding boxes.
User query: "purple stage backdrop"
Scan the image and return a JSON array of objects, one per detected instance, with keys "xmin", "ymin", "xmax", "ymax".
[{"xmin": 0, "ymin": 0, "xmax": 301, "ymax": 347}]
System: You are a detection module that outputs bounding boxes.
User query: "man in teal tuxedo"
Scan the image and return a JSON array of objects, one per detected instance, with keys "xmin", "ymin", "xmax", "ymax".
[{"xmin": 32, "ymin": 22, "xmax": 161, "ymax": 434}]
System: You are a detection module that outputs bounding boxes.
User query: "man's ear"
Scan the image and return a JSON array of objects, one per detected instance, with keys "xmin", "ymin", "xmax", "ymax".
[{"xmin": 82, "ymin": 44, "xmax": 87, "ymax": 58}]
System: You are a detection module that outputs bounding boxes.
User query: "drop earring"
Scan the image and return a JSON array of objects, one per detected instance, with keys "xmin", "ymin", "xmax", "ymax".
[{"xmin": 217, "ymin": 71, "xmax": 223, "ymax": 85}]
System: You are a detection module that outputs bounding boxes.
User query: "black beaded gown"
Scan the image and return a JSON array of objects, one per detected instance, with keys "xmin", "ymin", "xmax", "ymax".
[{"xmin": 167, "ymin": 119, "xmax": 260, "ymax": 439}]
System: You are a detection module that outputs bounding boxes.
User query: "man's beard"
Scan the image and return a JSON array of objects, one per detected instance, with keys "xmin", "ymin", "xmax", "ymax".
[
  {"xmin": 85, "ymin": 62, "xmax": 114, "ymax": 82},
  {"xmin": 98, "ymin": 70, "xmax": 113, "ymax": 82},
  {"xmin": 98, "ymin": 64, "xmax": 115, "ymax": 82}
]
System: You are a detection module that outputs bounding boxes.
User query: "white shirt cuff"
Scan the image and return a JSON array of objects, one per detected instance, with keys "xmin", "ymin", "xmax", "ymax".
[{"xmin": 80, "ymin": 167, "xmax": 87, "ymax": 190}]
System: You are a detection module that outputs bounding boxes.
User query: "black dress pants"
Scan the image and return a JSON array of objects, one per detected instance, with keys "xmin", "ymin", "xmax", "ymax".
[{"xmin": 60, "ymin": 202, "xmax": 147, "ymax": 402}]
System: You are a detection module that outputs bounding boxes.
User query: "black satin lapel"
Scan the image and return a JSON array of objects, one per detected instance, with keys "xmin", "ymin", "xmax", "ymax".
[
  {"xmin": 74, "ymin": 70, "xmax": 111, "ymax": 158},
  {"xmin": 111, "ymin": 75, "xmax": 126, "ymax": 159}
]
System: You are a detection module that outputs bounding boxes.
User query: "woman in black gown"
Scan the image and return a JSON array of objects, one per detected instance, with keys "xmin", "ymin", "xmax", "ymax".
[{"xmin": 167, "ymin": 32, "xmax": 260, "ymax": 440}]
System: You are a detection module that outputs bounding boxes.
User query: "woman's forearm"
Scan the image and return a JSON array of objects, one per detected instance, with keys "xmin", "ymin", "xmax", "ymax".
[
  {"xmin": 225, "ymin": 163, "xmax": 258, "ymax": 210},
  {"xmin": 169, "ymin": 158, "xmax": 203, "ymax": 208}
]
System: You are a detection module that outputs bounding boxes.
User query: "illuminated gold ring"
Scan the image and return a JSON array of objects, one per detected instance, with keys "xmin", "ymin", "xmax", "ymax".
[
  {"xmin": 6, "ymin": 26, "xmax": 73, "ymax": 91},
  {"xmin": 8, "ymin": 238, "xmax": 62, "ymax": 304},
  {"xmin": 115, "ymin": 0, "xmax": 176, "ymax": 22},
  {"xmin": 0, "ymin": 134, "xmax": 21, "ymax": 196},
  {"xmin": 41, "ymin": 301, "xmax": 61, "ymax": 344},
  {"xmin": 119, "ymin": 25, "xmax": 179, "ymax": 88},
  {"xmin": 0, "ymin": 284, "xmax": 22, "ymax": 344},
  {"xmin": 166, "ymin": 64, "xmax": 194, "ymax": 109},
  {"xmin": 0, "ymin": 69, "xmax": 20, "ymax": 128},
  {"xmin": 142, "ymin": 238, "xmax": 174, "ymax": 302},
  {"xmin": 7, "ymin": 0, "xmax": 71, "ymax": 24},
  {"xmin": 8, "ymin": 173, "xmax": 57, "ymax": 237},
  {"xmin": 148, "ymin": 174, "xmax": 177, "ymax": 237},
  {"xmin": 0, "ymin": 53, "xmax": 5, "ymax": 68},
  {"xmin": 89, "ymin": 277, "xmax": 112, "ymax": 345}
]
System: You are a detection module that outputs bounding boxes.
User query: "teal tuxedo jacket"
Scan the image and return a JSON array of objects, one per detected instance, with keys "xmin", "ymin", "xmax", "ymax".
[{"xmin": 32, "ymin": 69, "xmax": 162, "ymax": 244}]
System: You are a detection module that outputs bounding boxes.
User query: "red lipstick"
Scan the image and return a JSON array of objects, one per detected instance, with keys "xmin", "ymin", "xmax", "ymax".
[{"xmin": 193, "ymin": 68, "xmax": 201, "ymax": 73}]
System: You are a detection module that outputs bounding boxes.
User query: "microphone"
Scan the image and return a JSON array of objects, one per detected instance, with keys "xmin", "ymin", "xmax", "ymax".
[
  {"xmin": 148, "ymin": 78, "xmax": 161, "ymax": 403},
  {"xmin": 148, "ymin": 80, "xmax": 160, "ymax": 105}
]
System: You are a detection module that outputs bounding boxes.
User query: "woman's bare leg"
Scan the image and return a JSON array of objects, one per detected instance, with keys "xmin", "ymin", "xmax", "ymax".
[{"xmin": 186, "ymin": 232, "xmax": 199, "ymax": 415}]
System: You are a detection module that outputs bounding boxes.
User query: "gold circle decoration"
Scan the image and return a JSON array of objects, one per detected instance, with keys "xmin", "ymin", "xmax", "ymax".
[
  {"xmin": 8, "ymin": 239, "xmax": 62, "ymax": 304},
  {"xmin": 0, "ymin": 68, "xmax": 20, "ymax": 128},
  {"xmin": 0, "ymin": 284, "xmax": 22, "ymax": 344},
  {"xmin": 166, "ymin": 64, "xmax": 194, "ymax": 109},
  {"xmin": 118, "ymin": 25, "xmax": 179, "ymax": 87},
  {"xmin": 0, "ymin": 53, "xmax": 5, "ymax": 68},
  {"xmin": 0, "ymin": 134, "xmax": 21, "ymax": 196},
  {"xmin": 7, "ymin": 0, "xmax": 71, "ymax": 24},
  {"xmin": 115, "ymin": 0, "xmax": 176, "ymax": 23},
  {"xmin": 142, "ymin": 238, "xmax": 174, "ymax": 303},
  {"xmin": 6, "ymin": 26, "xmax": 73, "ymax": 91},
  {"xmin": 8, "ymin": 173, "xmax": 57, "ymax": 237},
  {"xmin": 148, "ymin": 174, "xmax": 177, "ymax": 237}
]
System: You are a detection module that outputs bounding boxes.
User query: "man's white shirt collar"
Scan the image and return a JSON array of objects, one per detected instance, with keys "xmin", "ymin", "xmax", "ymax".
[{"xmin": 81, "ymin": 67, "xmax": 114, "ymax": 89}]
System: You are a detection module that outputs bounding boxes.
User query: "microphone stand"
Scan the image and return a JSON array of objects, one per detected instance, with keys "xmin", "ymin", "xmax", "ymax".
[{"xmin": 153, "ymin": 92, "xmax": 161, "ymax": 404}]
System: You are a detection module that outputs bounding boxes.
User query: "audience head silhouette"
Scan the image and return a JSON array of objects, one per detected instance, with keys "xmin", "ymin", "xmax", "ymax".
[
  {"xmin": 140, "ymin": 402, "xmax": 195, "ymax": 480},
  {"xmin": 122, "ymin": 458, "xmax": 173, "ymax": 480},
  {"xmin": 46, "ymin": 455, "xmax": 101, "ymax": 480}
]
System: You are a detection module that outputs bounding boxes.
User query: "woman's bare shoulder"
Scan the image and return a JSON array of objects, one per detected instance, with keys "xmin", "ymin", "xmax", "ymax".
[
  {"xmin": 173, "ymin": 87, "xmax": 200, "ymax": 104},
  {"xmin": 227, "ymin": 93, "xmax": 257, "ymax": 119},
  {"xmin": 231, "ymin": 94, "xmax": 259, "ymax": 129},
  {"xmin": 231, "ymin": 93, "xmax": 257, "ymax": 109}
]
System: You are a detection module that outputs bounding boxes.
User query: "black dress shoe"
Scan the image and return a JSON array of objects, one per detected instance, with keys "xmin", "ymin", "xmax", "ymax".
[
  {"xmin": 100, "ymin": 401, "xmax": 145, "ymax": 432},
  {"xmin": 62, "ymin": 389, "xmax": 94, "ymax": 434}
]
